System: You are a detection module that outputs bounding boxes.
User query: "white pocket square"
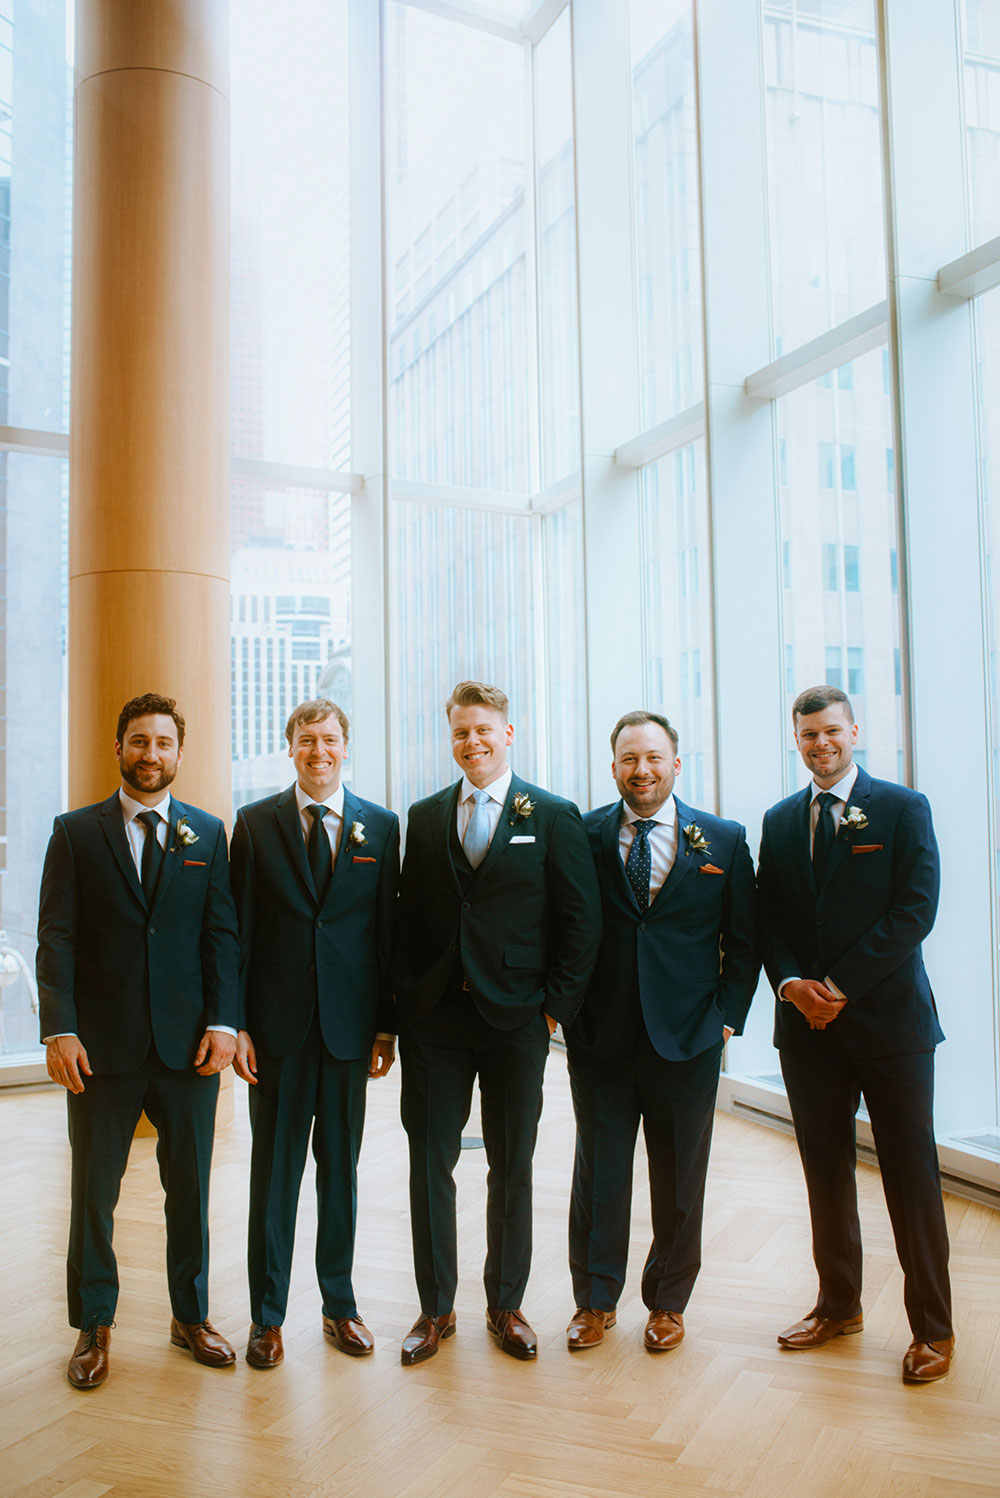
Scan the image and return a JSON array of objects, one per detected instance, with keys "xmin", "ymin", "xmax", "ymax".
[{"xmin": 509, "ymin": 835, "xmax": 536, "ymax": 844}]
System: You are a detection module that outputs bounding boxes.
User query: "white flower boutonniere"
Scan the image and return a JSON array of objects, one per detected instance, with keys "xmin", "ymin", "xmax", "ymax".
[
  {"xmin": 348, "ymin": 821, "xmax": 367, "ymax": 847},
  {"xmin": 172, "ymin": 816, "xmax": 199, "ymax": 851},
  {"xmin": 509, "ymin": 791, "xmax": 534, "ymax": 827},
  {"xmin": 683, "ymin": 823, "xmax": 710, "ymax": 856},
  {"xmin": 839, "ymin": 805, "xmax": 869, "ymax": 838}
]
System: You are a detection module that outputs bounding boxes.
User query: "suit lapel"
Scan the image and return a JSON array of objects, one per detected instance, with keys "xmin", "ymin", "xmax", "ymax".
[
  {"xmin": 819, "ymin": 767, "xmax": 872, "ymax": 894},
  {"xmin": 470, "ymin": 773, "xmax": 520, "ymax": 882},
  {"xmin": 794, "ymin": 786, "xmax": 817, "ymax": 897},
  {"xmin": 149, "ymin": 798, "xmax": 184, "ymax": 911},
  {"xmin": 438, "ymin": 783, "xmax": 464, "ymax": 895},
  {"xmin": 602, "ymin": 801, "xmax": 640, "ymax": 912},
  {"xmin": 323, "ymin": 787, "xmax": 361, "ymax": 908},
  {"xmin": 99, "ymin": 793, "xmax": 147, "ymax": 911},
  {"xmin": 275, "ymin": 784, "xmax": 318, "ymax": 902},
  {"xmin": 651, "ymin": 796, "xmax": 697, "ymax": 908}
]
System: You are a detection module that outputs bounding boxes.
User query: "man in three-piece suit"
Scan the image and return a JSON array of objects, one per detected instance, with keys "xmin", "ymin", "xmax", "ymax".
[
  {"xmin": 758, "ymin": 685, "xmax": 953, "ymax": 1382},
  {"xmin": 393, "ymin": 680, "xmax": 601, "ymax": 1364},
  {"xmin": 37, "ymin": 693, "xmax": 240, "ymax": 1389},
  {"xmin": 231, "ymin": 699, "xmax": 399, "ymax": 1369},
  {"xmin": 565, "ymin": 711, "xmax": 759, "ymax": 1353}
]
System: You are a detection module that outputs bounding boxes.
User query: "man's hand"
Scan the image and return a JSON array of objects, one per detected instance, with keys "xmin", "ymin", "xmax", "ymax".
[
  {"xmin": 723, "ymin": 1026, "xmax": 734, "ymax": 1043},
  {"xmin": 782, "ymin": 978, "xmax": 846, "ymax": 1030},
  {"xmin": 369, "ymin": 1038, "xmax": 396, "ymax": 1078},
  {"xmin": 193, "ymin": 1029, "xmax": 237, "ymax": 1075},
  {"xmin": 46, "ymin": 1036, "xmax": 92, "ymax": 1094},
  {"xmin": 233, "ymin": 1029, "xmax": 258, "ymax": 1085},
  {"xmin": 544, "ymin": 1013, "xmax": 558, "ymax": 1037}
]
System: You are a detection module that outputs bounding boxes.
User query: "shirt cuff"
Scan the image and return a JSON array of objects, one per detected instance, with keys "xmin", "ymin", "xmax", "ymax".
[
  {"xmin": 824, "ymin": 975, "xmax": 848, "ymax": 1002},
  {"xmin": 374, "ymin": 1032, "xmax": 396, "ymax": 1044},
  {"xmin": 207, "ymin": 1026, "xmax": 238, "ymax": 1038},
  {"xmin": 777, "ymin": 978, "xmax": 800, "ymax": 1001},
  {"xmin": 43, "ymin": 1033, "xmax": 77, "ymax": 1042}
]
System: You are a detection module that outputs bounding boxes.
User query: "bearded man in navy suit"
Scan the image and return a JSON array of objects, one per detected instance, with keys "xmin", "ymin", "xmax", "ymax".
[
  {"xmin": 758, "ymin": 685, "xmax": 953, "ymax": 1383},
  {"xmin": 393, "ymin": 680, "xmax": 601, "ymax": 1365},
  {"xmin": 37, "ymin": 692, "xmax": 240, "ymax": 1389},
  {"xmin": 230, "ymin": 699, "xmax": 399, "ymax": 1370},
  {"xmin": 565, "ymin": 711, "xmax": 758, "ymax": 1353}
]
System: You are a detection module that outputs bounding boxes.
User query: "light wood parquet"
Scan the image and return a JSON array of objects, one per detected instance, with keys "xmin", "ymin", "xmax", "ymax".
[{"xmin": 2, "ymin": 1048, "xmax": 999, "ymax": 1498}]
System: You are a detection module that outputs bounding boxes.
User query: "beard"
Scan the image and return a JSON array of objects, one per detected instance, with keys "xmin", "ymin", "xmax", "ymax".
[{"xmin": 120, "ymin": 761, "xmax": 177, "ymax": 795}]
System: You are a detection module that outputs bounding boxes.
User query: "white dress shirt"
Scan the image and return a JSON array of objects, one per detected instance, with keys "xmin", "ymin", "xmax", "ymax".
[
  {"xmin": 456, "ymin": 765, "xmax": 512, "ymax": 854},
  {"xmin": 295, "ymin": 779, "xmax": 345, "ymax": 876},
  {"xmin": 618, "ymin": 795, "xmax": 678, "ymax": 900},
  {"xmin": 778, "ymin": 765, "xmax": 860, "ymax": 1003}
]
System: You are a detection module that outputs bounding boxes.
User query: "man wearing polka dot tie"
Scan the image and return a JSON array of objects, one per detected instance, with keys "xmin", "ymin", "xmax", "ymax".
[
  {"xmin": 758, "ymin": 685, "xmax": 953, "ymax": 1383},
  {"xmin": 564, "ymin": 711, "xmax": 759, "ymax": 1354}
]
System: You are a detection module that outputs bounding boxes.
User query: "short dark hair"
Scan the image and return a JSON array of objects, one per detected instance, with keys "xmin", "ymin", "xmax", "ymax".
[
  {"xmin": 792, "ymin": 685, "xmax": 855, "ymax": 725},
  {"xmin": 610, "ymin": 710, "xmax": 679, "ymax": 756},
  {"xmin": 116, "ymin": 693, "xmax": 186, "ymax": 747},
  {"xmin": 445, "ymin": 680, "xmax": 510, "ymax": 721},
  {"xmin": 285, "ymin": 698, "xmax": 350, "ymax": 745}
]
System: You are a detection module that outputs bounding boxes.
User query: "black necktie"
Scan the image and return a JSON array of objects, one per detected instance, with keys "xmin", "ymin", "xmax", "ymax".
[
  {"xmin": 138, "ymin": 809, "xmax": 164, "ymax": 898},
  {"xmin": 625, "ymin": 819, "xmax": 657, "ymax": 912},
  {"xmin": 812, "ymin": 792, "xmax": 837, "ymax": 884},
  {"xmin": 307, "ymin": 803, "xmax": 331, "ymax": 901}
]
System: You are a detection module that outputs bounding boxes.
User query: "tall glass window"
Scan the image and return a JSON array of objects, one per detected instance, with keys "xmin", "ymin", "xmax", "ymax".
[
  {"xmin": 961, "ymin": 0, "xmax": 1000, "ymax": 243},
  {"xmin": 543, "ymin": 499, "xmax": 587, "ymax": 805}
]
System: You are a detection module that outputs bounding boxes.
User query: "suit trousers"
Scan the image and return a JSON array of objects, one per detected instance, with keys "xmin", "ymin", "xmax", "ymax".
[
  {"xmin": 780, "ymin": 1035, "xmax": 952, "ymax": 1343},
  {"xmin": 400, "ymin": 988, "xmax": 550, "ymax": 1316},
  {"xmin": 66, "ymin": 1052, "xmax": 219, "ymax": 1328},
  {"xmin": 567, "ymin": 1030, "xmax": 723, "ymax": 1314},
  {"xmin": 247, "ymin": 1016, "xmax": 369, "ymax": 1325}
]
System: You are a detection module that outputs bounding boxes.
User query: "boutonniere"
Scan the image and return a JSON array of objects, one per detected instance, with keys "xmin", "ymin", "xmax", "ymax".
[
  {"xmin": 508, "ymin": 791, "xmax": 534, "ymax": 827},
  {"xmin": 839, "ymin": 805, "xmax": 869, "ymax": 838},
  {"xmin": 683, "ymin": 823, "xmax": 711, "ymax": 856},
  {"xmin": 348, "ymin": 821, "xmax": 367, "ymax": 847},
  {"xmin": 172, "ymin": 816, "xmax": 199, "ymax": 851}
]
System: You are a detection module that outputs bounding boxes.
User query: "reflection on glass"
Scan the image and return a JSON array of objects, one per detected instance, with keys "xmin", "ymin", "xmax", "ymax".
[
  {"xmin": 974, "ymin": 288, "xmax": 1000, "ymax": 904},
  {"xmin": 960, "ymin": 0, "xmax": 1000, "ymax": 244},
  {"xmin": 629, "ymin": 0, "xmax": 703, "ymax": 427},
  {"xmin": 389, "ymin": 501, "xmax": 537, "ymax": 813},
  {"xmin": 776, "ymin": 346, "xmax": 901, "ymax": 787},
  {"xmin": 231, "ymin": 0, "xmax": 351, "ymax": 469},
  {"xmin": 543, "ymin": 499, "xmax": 587, "ymax": 806},
  {"xmin": 763, "ymin": 0, "xmax": 886, "ymax": 351},
  {"xmin": 535, "ymin": 9, "xmax": 581, "ymax": 487},
  {"xmin": 639, "ymin": 442, "xmax": 715, "ymax": 811},
  {"xmin": 231, "ymin": 486, "xmax": 351, "ymax": 812},
  {"xmin": 386, "ymin": 3, "xmax": 529, "ymax": 492}
]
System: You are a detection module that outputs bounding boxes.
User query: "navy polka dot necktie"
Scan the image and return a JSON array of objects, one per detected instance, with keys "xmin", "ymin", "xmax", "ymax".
[{"xmin": 625, "ymin": 818, "xmax": 657, "ymax": 912}]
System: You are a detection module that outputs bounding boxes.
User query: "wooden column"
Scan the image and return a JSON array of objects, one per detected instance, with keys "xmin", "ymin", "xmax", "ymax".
[{"xmin": 70, "ymin": 0, "xmax": 231, "ymax": 819}]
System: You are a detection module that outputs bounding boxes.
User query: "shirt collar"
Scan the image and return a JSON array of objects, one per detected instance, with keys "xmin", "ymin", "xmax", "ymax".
[
  {"xmin": 811, "ymin": 765, "xmax": 858, "ymax": 804},
  {"xmin": 295, "ymin": 780, "xmax": 345, "ymax": 818},
  {"xmin": 460, "ymin": 765, "xmax": 512, "ymax": 807},
  {"xmin": 119, "ymin": 787, "xmax": 172, "ymax": 823},
  {"xmin": 622, "ymin": 792, "xmax": 676, "ymax": 828}
]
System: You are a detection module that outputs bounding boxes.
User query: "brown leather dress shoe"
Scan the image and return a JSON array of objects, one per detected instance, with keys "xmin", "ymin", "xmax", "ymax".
[
  {"xmin": 169, "ymin": 1318, "xmax": 236, "ymax": 1366},
  {"xmin": 566, "ymin": 1307, "xmax": 616, "ymax": 1350},
  {"xmin": 486, "ymin": 1307, "xmax": 538, "ymax": 1360},
  {"xmin": 401, "ymin": 1311, "xmax": 456, "ymax": 1365},
  {"xmin": 246, "ymin": 1324, "xmax": 284, "ymax": 1368},
  {"xmin": 644, "ymin": 1310, "xmax": 685, "ymax": 1352},
  {"xmin": 322, "ymin": 1315, "xmax": 375, "ymax": 1357},
  {"xmin": 902, "ymin": 1337, "xmax": 954, "ymax": 1382},
  {"xmin": 68, "ymin": 1324, "xmax": 111, "ymax": 1388},
  {"xmin": 777, "ymin": 1312, "xmax": 863, "ymax": 1349}
]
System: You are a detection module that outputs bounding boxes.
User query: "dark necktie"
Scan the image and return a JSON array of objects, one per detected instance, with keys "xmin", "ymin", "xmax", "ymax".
[
  {"xmin": 138, "ymin": 809, "xmax": 164, "ymax": 898},
  {"xmin": 625, "ymin": 818, "xmax": 657, "ymax": 912},
  {"xmin": 307, "ymin": 803, "xmax": 331, "ymax": 901},
  {"xmin": 812, "ymin": 791, "xmax": 837, "ymax": 884}
]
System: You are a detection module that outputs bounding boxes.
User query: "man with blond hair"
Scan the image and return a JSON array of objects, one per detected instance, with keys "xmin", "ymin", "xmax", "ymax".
[{"xmin": 393, "ymin": 681, "xmax": 601, "ymax": 1364}]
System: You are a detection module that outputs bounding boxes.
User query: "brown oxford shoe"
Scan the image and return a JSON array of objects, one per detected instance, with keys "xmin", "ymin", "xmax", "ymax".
[
  {"xmin": 645, "ymin": 1310, "xmax": 685, "ymax": 1352},
  {"xmin": 169, "ymin": 1317, "xmax": 236, "ymax": 1367},
  {"xmin": 246, "ymin": 1324, "xmax": 284, "ymax": 1369},
  {"xmin": 322, "ymin": 1315, "xmax": 374, "ymax": 1357},
  {"xmin": 401, "ymin": 1310, "xmax": 456, "ymax": 1365},
  {"xmin": 67, "ymin": 1324, "xmax": 112, "ymax": 1389},
  {"xmin": 566, "ymin": 1307, "xmax": 616, "ymax": 1350},
  {"xmin": 903, "ymin": 1337, "xmax": 954, "ymax": 1383},
  {"xmin": 777, "ymin": 1312, "xmax": 863, "ymax": 1349},
  {"xmin": 486, "ymin": 1306, "xmax": 538, "ymax": 1360}
]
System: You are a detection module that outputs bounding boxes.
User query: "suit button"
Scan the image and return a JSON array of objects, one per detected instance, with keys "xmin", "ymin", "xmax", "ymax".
[
  {"xmin": 316, "ymin": 919, "xmax": 323, "ymax": 929},
  {"xmin": 149, "ymin": 925, "xmax": 156, "ymax": 935},
  {"xmin": 461, "ymin": 901, "xmax": 471, "ymax": 911},
  {"xmin": 639, "ymin": 922, "xmax": 646, "ymax": 931},
  {"xmin": 309, "ymin": 964, "xmax": 316, "ymax": 973},
  {"xmin": 816, "ymin": 917, "xmax": 824, "ymax": 926}
]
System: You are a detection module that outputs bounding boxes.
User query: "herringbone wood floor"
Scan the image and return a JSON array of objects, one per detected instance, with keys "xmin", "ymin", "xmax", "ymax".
[{"xmin": 2, "ymin": 1049, "xmax": 999, "ymax": 1498}]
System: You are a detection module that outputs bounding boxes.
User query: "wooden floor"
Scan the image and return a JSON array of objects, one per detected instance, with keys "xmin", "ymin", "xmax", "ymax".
[{"xmin": 3, "ymin": 1050, "xmax": 999, "ymax": 1498}]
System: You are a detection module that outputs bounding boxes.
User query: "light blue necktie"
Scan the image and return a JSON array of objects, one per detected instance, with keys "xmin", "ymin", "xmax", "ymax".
[{"xmin": 463, "ymin": 788, "xmax": 491, "ymax": 870}]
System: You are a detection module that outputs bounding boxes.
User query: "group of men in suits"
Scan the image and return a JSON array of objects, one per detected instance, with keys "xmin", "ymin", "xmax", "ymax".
[{"xmin": 36, "ymin": 679, "xmax": 954, "ymax": 1391}]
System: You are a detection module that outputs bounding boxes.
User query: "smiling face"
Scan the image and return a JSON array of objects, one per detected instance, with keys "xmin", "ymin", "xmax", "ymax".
[
  {"xmin": 794, "ymin": 701, "xmax": 858, "ymax": 788},
  {"xmin": 116, "ymin": 714, "xmax": 183, "ymax": 804},
  {"xmin": 448, "ymin": 702, "xmax": 513, "ymax": 789},
  {"xmin": 289, "ymin": 713, "xmax": 347, "ymax": 799},
  {"xmin": 612, "ymin": 721, "xmax": 680, "ymax": 816}
]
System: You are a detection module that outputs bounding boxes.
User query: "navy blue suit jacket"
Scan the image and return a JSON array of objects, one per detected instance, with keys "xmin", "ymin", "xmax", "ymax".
[
  {"xmin": 36, "ymin": 793, "xmax": 240, "ymax": 1073},
  {"xmin": 231, "ymin": 785, "xmax": 400, "ymax": 1060},
  {"xmin": 568, "ymin": 798, "xmax": 759, "ymax": 1063},
  {"xmin": 393, "ymin": 774, "xmax": 602, "ymax": 1032},
  {"xmin": 757, "ymin": 766, "xmax": 943, "ymax": 1058}
]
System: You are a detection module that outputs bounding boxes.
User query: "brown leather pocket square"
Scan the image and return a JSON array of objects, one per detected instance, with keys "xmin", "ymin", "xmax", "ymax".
[
  {"xmin": 699, "ymin": 863, "xmax": 724, "ymax": 875},
  {"xmin": 183, "ymin": 859, "xmax": 207, "ymax": 867},
  {"xmin": 851, "ymin": 844, "xmax": 883, "ymax": 854},
  {"xmin": 352, "ymin": 855, "xmax": 377, "ymax": 863}
]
